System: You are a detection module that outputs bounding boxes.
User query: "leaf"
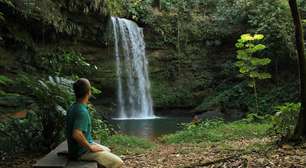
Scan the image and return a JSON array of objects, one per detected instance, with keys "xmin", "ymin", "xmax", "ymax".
[
  {"xmin": 240, "ymin": 34, "xmax": 253, "ymax": 42},
  {"xmin": 92, "ymin": 86, "xmax": 102, "ymax": 95},
  {"xmin": 235, "ymin": 42, "xmax": 244, "ymax": 48},
  {"xmin": 239, "ymin": 66, "xmax": 250, "ymax": 74},
  {"xmin": 250, "ymin": 58, "xmax": 271, "ymax": 66},
  {"xmin": 249, "ymin": 71, "xmax": 260, "ymax": 78},
  {"xmin": 254, "ymin": 34, "xmax": 264, "ymax": 40},
  {"xmin": 237, "ymin": 50, "xmax": 250, "ymax": 60},
  {"xmin": 252, "ymin": 44, "xmax": 266, "ymax": 52}
]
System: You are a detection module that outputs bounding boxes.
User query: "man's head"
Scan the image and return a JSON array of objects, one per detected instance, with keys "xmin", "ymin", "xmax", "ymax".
[{"xmin": 73, "ymin": 78, "xmax": 91, "ymax": 102}]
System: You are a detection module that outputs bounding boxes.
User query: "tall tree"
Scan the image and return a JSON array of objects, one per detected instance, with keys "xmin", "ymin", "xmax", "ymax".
[{"xmin": 289, "ymin": 0, "xmax": 306, "ymax": 138}]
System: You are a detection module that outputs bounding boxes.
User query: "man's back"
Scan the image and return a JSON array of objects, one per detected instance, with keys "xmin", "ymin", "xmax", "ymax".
[{"xmin": 66, "ymin": 103, "xmax": 93, "ymax": 158}]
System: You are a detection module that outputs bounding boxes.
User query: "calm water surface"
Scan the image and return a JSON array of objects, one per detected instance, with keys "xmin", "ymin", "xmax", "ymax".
[{"xmin": 110, "ymin": 116, "xmax": 191, "ymax": 139}]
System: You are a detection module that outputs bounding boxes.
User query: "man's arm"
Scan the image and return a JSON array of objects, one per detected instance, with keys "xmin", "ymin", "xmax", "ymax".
[{"xmin": 72, "ymin": 129, "xmax": 103, "ymax": 153}]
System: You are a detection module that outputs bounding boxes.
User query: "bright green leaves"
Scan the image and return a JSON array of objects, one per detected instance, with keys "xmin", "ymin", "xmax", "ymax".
[
  {"xmin": 235, "ymin": 33, "xmax": 272, "ymax": 82},
  {"xmin": 237, "ymin": 34, "xmax": 265, "ymax": 45},
  {"xmin": 254, "ymin": 34, "xmax": 264, "ymax": 40},
  {"xmin": 241, "ymin": 34, "xmax": 255, "ymax": 42},
  {"xmin": 252, "ymin": 44, "xmax": 266, "ymax": 53}
]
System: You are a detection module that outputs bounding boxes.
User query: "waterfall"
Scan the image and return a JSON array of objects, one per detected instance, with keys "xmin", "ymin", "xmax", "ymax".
[{"xmin": 111, "ymin": 17, "xmax": 155, "ymax": 119}]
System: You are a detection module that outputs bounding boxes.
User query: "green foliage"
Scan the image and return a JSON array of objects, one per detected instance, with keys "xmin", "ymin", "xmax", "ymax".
[
  {"xmin": 37, "ymin": 50, "xmax": 97, "ymax": 77},
  {"xmin": 195, "ymin": 82, "xmax": 248, "ymax": 112},
  {"xmin": 0, "ymin": 75, "xmax": 74, "ymax": 152},
  {"xmin": 127, "ymin": 0, "xmax": 154, "ymax": 23},
  {"xmin": 270, "ymin": 102, "xmax": 300, "ymax": 139},
  {"xmin": 247, "ymin": 0, "xmax": 294, "ymax": 59},
  {"xmin": 151, "ymin": 79, "xmax": 194, "ymax": 108},
  {"xmin": 298, "ymin": 0, "xmax": 306, "ymax": 13},
  {"xmin": 213, "ymin": 0, "xmax": 247, "ymax": 25},
  {"xmin": 242, "ymin": 113, "xmax": 272, "ymax": 123},
  {"xmin": 17, "ymin": 75, "xmax": 74, "ymax": 149},
  {"xmin": 0, "ymin": 111, "xmax": 43, "ymax": 152},
  {"xmin": 104, "ymin": 135, "xmax": 155, "ymax": 155},
  {"xmin": 161, "ymin": 119, "xmax": 271, "ymax": 144},
  {"xmin": 146, "ymin": 0, "xmax": 250, "ymax": 47},
  {"xmin": 88, "ymin": 104, "xmax": 114, "ymax": 142},
  {"xmin": 197, "ymin": 78, "xmax": 298, "ymax": 115},
  {"xmin": 106, "ymin": 0, "xmax": 127, "ymax": 16}
]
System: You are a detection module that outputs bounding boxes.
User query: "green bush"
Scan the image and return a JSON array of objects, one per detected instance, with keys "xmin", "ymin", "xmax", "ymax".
[
  {"xmin": 270, "ymin": 102, "xmax": 300, "ymax": 139},
  {"xmin": 16, "ymin": 75, "xmax": 74, "ymax": 149},
  {"xmin": 0, "ymin": 74, "xmax": 110, "ymax": 153},
  {"xmin": 0, "ymin": 111, "xmax": 43, "ymax": 152}
]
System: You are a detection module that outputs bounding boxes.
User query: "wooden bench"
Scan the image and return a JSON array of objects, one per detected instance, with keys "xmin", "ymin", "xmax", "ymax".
[{"xmin": 33, "ymin": 140, "xmax": 99, "ymax": 168}]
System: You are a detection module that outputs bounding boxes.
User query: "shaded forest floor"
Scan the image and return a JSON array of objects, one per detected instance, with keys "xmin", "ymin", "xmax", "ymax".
[
  {"xmin": 3, "ymin": 137, "xmax": 306, "ymax": 168},
  {"xmin": 122, "ymin": 138, "xmax": 306, "ymax": 168}
]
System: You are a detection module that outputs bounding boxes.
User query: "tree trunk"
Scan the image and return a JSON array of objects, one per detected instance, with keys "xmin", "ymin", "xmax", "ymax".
[{"xmin": 289, "ymin": 0, "xmax": 306, "ymax": 138}]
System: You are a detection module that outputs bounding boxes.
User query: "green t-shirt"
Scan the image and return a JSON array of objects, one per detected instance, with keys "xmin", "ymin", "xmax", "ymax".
[{"xmin": 66, "ymin": 103, "xmax": 93, "ymax": 158}]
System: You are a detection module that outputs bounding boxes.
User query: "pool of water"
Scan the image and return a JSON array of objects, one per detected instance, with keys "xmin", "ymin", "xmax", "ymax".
[{"xmin": 110, "ymin": 116, "xmax": 192, "ymax": 139}]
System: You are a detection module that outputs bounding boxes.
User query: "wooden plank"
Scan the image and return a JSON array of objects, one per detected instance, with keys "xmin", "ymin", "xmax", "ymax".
[
  {"xmin": 32, "ymin": 151, "xmax": 68, "ymax": 168},
  {"xmin": 66, "ymin": 161, "xmax": 98, "ymax": 168},
  {"xmin": 33, "ymin": 140, "xmax": 101, "ymax": 168},
  {"xmin": 33, "ymin": 141, "xmax": 68, "ymax": 168}
]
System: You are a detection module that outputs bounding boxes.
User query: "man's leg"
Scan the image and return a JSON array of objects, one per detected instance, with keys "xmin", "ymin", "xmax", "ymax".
[
  {"xmin": 80, "ymin": 150, "xmax": 123, "ymax": 168},
  {"xmin": 92, "ymin": 142, "xmax": 111, "ymax": 152}
]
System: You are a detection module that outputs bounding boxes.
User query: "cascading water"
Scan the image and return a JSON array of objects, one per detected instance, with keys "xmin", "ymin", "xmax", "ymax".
[{"xmin": 111, "ymin": 17, "xmax": 155, "ymax": 119}]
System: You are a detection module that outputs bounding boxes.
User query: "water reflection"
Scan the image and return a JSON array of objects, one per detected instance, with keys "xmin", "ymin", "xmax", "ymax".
[{"xmin": 111, "ymin": 117, "xmax": 191, "ymax": 139}]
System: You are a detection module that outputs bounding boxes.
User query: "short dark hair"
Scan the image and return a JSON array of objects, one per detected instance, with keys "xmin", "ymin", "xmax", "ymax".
[{"xmin": 73, "ymin": 78, "xmax": 91, "ymax": 99}]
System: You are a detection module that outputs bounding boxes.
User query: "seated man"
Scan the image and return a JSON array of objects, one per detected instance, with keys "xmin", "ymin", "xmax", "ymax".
[{"xmin": 66, "ymin": 78, "xmax": 123, "ymax": 168}]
